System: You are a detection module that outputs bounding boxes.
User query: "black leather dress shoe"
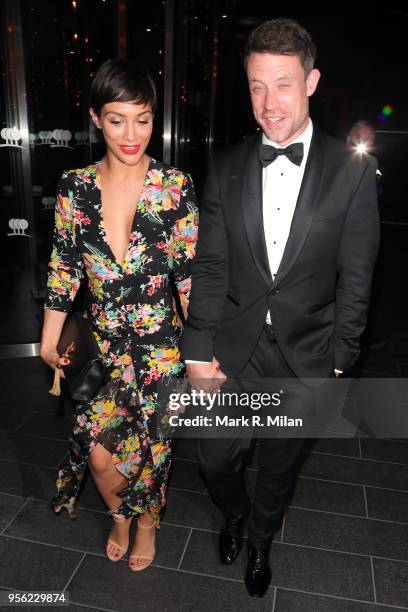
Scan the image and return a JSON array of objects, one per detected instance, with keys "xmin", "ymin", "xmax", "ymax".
[
  {"xmin": 219, "ymin": 513, "xmax": 246, "ymax": 565},
  {"xmin": 244, "ymin": 542, "xmax": 272, "ymax": 598}
]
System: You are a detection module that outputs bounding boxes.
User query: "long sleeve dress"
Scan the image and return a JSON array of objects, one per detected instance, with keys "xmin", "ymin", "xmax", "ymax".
[{"xmin": 45, "ymin": 158, "xmax": 198, "ymax": 525}]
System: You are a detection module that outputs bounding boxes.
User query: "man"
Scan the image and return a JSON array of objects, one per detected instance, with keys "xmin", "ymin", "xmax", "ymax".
[
  {"xmin": 181, "ymin": 18, "xmax": 379, "ymax": 598},
  {"xmin": 347, "ymin": 119, "xmax": 376, "ymax": 153}
]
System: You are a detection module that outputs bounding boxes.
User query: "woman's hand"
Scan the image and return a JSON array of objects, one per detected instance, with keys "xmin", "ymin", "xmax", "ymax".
[
  {"xmin": 40, "ymin": 347, "xmax": 69, "ymax": 375},
  {"xmin": 186, "ymin": 357, "xmax": 226, "ymax": 394},
  {"xmin": 40, "ymin": 309, "xmax": 70, "ymax": 375}
]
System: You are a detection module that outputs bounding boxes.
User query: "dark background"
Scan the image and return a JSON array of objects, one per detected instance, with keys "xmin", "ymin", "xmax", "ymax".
[
  {"xmin": 0, "ymin": 0, "xmax": 407, "ymax": 346},
  {"xmin": 1, "ymin": 5, "xmax": 408, "ymax": 610}
]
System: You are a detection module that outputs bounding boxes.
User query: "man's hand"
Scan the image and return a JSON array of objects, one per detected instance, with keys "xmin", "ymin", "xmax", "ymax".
[{"xmin": 186, "ymin": 357, "xmax": 226, "ymax": 393}]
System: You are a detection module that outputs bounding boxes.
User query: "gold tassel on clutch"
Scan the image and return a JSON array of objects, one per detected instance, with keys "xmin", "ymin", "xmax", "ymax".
[
  {"xmin": 49, "ymin": 367, "xmax": 62, "ymax": 396},
  {"xmin": 48, "ymin": 342, "xmax": 74, "ymax": 397}
]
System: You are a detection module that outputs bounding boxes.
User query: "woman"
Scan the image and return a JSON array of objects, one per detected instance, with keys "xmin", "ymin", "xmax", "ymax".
[{"xmin": 40, "ymin": 59, "xmax": 198, "ymax": 571}]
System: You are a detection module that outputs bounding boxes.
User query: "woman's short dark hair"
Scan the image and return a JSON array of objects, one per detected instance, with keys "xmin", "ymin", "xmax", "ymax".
[
  {"xmin": 89, "ymin": 59, "xmax": 157, "ymax": 116},
  {"xmin": 244, "ymin": 18, "xmax": 317, "ymax": 75}
]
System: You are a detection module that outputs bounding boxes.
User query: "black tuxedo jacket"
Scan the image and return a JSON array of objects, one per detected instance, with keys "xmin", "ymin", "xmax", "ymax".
[{"xmin": 181, "ymin": 126, "xmax": 380, "ymax": 378}]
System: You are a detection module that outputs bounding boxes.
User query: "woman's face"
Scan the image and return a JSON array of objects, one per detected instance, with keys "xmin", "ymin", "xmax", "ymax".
[{"xmin": 90, "ymin": 100, "xmax": 153, "ymax": 166}]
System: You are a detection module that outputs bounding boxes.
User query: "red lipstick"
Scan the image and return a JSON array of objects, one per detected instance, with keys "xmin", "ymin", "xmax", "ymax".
[{"xmin": 119, "ymin": 144, "xmax": 140, "ymax": 155}]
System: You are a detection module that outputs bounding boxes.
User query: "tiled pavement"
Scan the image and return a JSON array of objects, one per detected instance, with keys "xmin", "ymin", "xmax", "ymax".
[{"xmin": 1, "ymin": 348, "xmax": 408, "ymax": 612}]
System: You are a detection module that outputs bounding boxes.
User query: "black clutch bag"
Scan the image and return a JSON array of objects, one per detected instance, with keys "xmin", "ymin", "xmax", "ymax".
[{"xmin": 54, "ymin": 311, "xmax": 107, "ymax": 403}]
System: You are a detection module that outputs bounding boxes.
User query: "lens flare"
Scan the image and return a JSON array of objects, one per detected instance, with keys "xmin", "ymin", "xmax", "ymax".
[
  {"xmin": 355, "ymin": 142, "xmax": 368, "ymax": 154},
  {"xmin": 379, "ymin": 104, "xmax": 394, "ymax": 122}
]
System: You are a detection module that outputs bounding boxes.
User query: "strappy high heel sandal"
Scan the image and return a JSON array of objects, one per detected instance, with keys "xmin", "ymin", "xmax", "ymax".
[
  {"xmin": 106, "ymin": 514, "xmax": 129, "ymax": 562},
  {"xmin": 128, "ymin": 517, "xmax": 156, "ymax": 572}
]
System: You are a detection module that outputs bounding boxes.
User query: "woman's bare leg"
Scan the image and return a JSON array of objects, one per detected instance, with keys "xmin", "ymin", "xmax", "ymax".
[{"xmin": 88, "ymin": 442, "xmax": 132, "ymax": 559}]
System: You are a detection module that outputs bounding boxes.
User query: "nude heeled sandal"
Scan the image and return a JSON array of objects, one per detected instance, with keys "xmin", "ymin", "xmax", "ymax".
[
  {"xmin": 128, "ymin": 518, "xmax": 156, "ymax": 572},
  {"xmin": 106, "ymin": 514, "xmax": 129, "ymax": 562}
]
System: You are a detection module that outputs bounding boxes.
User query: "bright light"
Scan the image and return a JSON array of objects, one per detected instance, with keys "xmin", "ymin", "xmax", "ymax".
[{"xmin": 355, "ymin": 142, "xmax": 368, "ymax": 154}]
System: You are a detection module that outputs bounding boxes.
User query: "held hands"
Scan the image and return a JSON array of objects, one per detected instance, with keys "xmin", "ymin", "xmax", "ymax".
[{"xmin": 186, "ymin": 357, "xmax": 227, "ymax": 394}]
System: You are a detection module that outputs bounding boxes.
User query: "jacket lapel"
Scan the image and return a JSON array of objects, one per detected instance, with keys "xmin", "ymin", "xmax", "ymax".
[
  {"xmin": 241, "ymin": 135, "xmax": 273, "ymax": 286},
  {"xmin": 274, "ymin": 127, "xmax": 325, "ymax": 287}
]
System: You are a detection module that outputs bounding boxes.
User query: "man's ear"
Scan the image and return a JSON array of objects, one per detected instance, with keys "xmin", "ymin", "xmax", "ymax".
[
  {"xmin": 306, "ymin": 68, "xmax": 321, "ymax": 97},
  {"xmin": 89, "ymin": 107, "xmax": 101, "ymax": 129}
]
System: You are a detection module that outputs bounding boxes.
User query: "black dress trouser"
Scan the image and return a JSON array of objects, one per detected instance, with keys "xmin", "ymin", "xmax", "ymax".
[{"xmin": 197, "ymin": 324, "xmax": 306, "ymax": 547}]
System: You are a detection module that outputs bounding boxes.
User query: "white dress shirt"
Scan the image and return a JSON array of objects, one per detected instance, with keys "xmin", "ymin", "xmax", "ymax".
[{"xmin": 263, "ymin": 119, "xmax": 313, "ymax": 323}]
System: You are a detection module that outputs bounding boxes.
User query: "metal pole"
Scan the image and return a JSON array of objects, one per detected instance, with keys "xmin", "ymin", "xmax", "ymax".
[
  {"xmin": 375, "ymin": 130, "xmax": 408, "ymax": 134},
  {"xmin": 117, "ymin": 0, "xmax": 127, "ymax": 59},
  {"xmin": 0, "ymin": 0, "xmax": 41, "ymax": 357},
  {"xmin": 1, "ymin": 0, "xmax": 37, "ymax": 297},
  {"xmin": 207, "ymin": 1, "xmax": 219, "ymax": 158},
  {"xmin": 163, "ymin": 0, "xmax": 175, "ymax": 165}
]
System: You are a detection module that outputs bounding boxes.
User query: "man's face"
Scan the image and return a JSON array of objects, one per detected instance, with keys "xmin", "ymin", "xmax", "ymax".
[
  {"xmin": 247, "ymin": 52, "xmax": 320, "ymax": 146},
  {"xmin": 347, "ymin": 124, "xmax": 376, "ymax": 151}
]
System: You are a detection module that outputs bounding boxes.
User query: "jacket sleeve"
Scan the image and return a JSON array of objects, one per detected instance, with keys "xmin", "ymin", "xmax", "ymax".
[
  {"xmin": 180, "ymin": 158, "xmax": 229, "ymax": 361},
  {"xmin": 45, "ymin": 174, "xmax": 84, "ymax": 312},
  {"xmin": 333, "ymin": 155, "xmax": 380, "ymax": 370}
]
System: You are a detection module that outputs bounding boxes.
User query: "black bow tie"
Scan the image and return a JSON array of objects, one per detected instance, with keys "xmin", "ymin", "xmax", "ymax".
[{"xmin": 259, "ymin": 142, "xmax": 304, "ymax": 167}]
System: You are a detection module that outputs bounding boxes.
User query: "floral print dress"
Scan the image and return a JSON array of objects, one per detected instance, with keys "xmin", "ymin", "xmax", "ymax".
[{"xmin": 45, "ymin": 158, "xmax": 198, "ymax": 525}]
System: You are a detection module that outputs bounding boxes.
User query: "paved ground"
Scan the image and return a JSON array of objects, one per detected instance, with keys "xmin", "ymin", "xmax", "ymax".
[{"xmin": 1, "ymin": 225, "xmax": 408, "ymax": 611}]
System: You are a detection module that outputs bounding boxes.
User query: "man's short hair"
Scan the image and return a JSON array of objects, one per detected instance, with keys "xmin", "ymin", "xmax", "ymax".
[
  {"xmin": 349, "ymin": 120, "xmax": 375, "ymax": 133},
  {"xmin": 244, "ymin": 17, "xmax": 317, "ymax": 75}
]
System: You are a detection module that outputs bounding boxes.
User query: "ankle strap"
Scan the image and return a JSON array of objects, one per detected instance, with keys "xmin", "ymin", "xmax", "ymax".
[{"xmin": 137, "ymin": 518, "xmax": 156, "ymax": 529}]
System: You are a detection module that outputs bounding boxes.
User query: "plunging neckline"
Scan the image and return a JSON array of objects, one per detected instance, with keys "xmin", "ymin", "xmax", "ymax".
[{"xmin": 95, "ymin": 158, "xmax": 152, "ymax": 270}]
